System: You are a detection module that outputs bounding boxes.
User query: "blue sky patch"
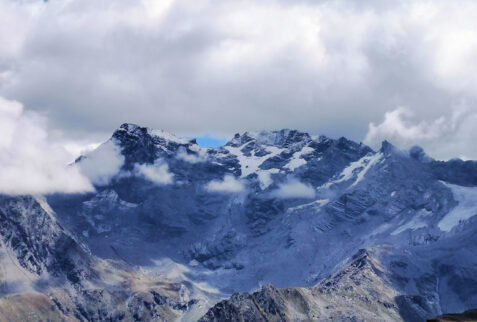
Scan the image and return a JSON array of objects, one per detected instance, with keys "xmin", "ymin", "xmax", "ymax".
[{"xmin": 195, "ymin": 135, "xmax": 228, "ymax": 148}]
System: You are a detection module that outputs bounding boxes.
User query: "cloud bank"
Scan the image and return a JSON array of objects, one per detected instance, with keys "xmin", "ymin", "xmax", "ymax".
[
  {"xmin": 206, "ymin": 175, "xmax": 244, "ymax": 193},
  {"xmin": 364, "ymin": 106, "xmax": 477, "ymax": 160},
  {"xmin": 1, "ymin": 1, "xmax": 477, "ymax": 158},
  {"xmin": 0, "ymin": 96, "xmax": 93, "ymax": 195}
]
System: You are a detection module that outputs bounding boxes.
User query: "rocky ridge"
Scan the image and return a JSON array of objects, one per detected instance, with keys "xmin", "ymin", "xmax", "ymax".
[{"xmin": 2, "ymin": 123, "xmax": 477, "ymax": 321}]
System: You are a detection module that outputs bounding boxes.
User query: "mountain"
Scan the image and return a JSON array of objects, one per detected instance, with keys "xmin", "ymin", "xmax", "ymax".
[
  {"xmin": 1, "ymin": 123, "xmax": 477, "ymax": 321},
  {"xmin": 199, "ymin": 248, "xmax": 403, "ymax": 321}
]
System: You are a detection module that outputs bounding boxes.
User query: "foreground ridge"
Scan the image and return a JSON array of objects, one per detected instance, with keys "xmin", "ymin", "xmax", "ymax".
[{"xmin": 200, "ymin": 248, "xmax": 403, "ymax": 321}]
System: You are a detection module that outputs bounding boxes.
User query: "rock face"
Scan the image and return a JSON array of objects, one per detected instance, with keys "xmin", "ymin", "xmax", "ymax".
[
  {"xmin": 3, "ymin": 123, "xmax": 477, "ymax": 321},
  {"xmin": 200, "ymin": 248, "xmax": 403, "ymax": 322},
  {"xmin": 427, "ymin": 309, "xmax": 477, "ymax": 322},
  {"xmin": 0, "ymin": 194, "xmax": 211, "ymax": 321},
  {"xmin": 0, "ymin": 195, "xmax": 92, "ymax": 286},
  {"xmin": 201, "ymin": 245, "xmax": 477, "ymax": 322}
]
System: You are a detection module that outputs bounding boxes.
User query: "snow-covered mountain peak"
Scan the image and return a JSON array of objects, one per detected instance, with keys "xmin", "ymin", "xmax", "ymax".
[
  {"xmin": 116, "ymin": 122, "xmax": 141, "ymax": 134},
  {"xmin": 109, "ymin": 123, "xmax": 199, "ymax": 168},
  {"xmin": 115, "ymin": 123, "xmax": 193, "ymax": 146},
  {"xmin": 227, "ymin": 129, "xmax": 313, "ymax": 149}
]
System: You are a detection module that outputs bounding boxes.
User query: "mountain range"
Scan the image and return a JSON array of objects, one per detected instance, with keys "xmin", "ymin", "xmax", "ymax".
[{"xmin": 1, "ymin": 123, "xmax": 477, "ymax": 321}]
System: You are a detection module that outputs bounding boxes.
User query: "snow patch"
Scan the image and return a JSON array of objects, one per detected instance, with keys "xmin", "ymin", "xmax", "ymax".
[
  {"xmin": 321, "ymin": 152, "xmax": 383, "ymax": 189},
  {"xmin": 391, "ymin": 217, "xmax": 427, "ymax": 235},
  {"xmin": 225, "ymin": 143, "xmax": 283, "ymax": 177},
  {"xmin": 148, "ymin": 128, "xmax": 190, "ymax": 145},
  {"xmin": 287, "ymin": 199, "xmax": 329, "ymax": 212},
  {"xmin": 284, "ymin": 158, "xmax": 306, "ymax": 171},
  {"xmin": 33, "ymin": 195, "xmax": 54, "ymax": 217},
  {"xmin": 438, "ymin": 183, "xmax": 477, "ymax": 232},
  {"xmin": 83, "ymin": 189, "xmax": 138, "ymax": 209},
  {"xmin": 369, "ymin": 222, "xmax": 393, "ymax": 237},
  {"xmin": 284, "ymin": 146, "xmax": 314, "ymax": 171},
  {"xmin": 351, "ymin": 153, "xmax": 383, "ymax": 186}
]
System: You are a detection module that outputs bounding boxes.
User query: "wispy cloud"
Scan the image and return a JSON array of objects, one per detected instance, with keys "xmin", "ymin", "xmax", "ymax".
[{"xmin": 364, "ymin": 105, "xmax": 477, "ymax": 160}]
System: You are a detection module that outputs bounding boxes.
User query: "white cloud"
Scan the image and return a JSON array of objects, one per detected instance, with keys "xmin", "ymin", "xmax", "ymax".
[
  {"xmin": 364, "ymin": 105, "xmax": 477, "ymax": 160},
  {"xmin": 365, "ymin": 108, "xmax": 446, "ymax": 144},
  {"xmin": 77, "ymin": 139, "xmax": 124, "ymax": 185},
  {"xmin": 176, "ymin": 146, "xmax": 207, "ymax": 163},
  {"xmin": 206, "ymin": 175, "xmax": 244, "ymax": 193},
  {"xmin": 272, "ymin": 179, "xmax": 315, "ymax": 199},
  {"xmin": 136, "ymin": 160, "xmax": 173, "ymax": 185},
  {"xmin": 0, "ymin": 96, "xmax": 93, "ymax": 195},
  {"xmin": 62, "ymin": 141, "xmax": 101, "ymax": 159},
  {"xmin": 2, "ymin": 0, "xmax": 477, "ymax": 159}
]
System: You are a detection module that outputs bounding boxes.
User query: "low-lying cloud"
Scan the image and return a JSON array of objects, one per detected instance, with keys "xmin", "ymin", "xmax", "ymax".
[
  {"xmin": 272, "ymin": 179, "xmax": 316, "ymax": 199},
  {"xmin": 206, "ymin": 175, "xmax": 244, "ymax": 193},
  {"xmin": 176, "ymin": 146, "xmax": 207, "ymax": 163},
  {"xmin": 136, "ymin": 160, "xmax": 174, "ymax": 185},
  {"xmin": 77, "ymin": 139, "xmax": 125, "ymax": 185},
  {"xmin": 0, "ymin": 96, "xmax": 93, "ymax": 195}
]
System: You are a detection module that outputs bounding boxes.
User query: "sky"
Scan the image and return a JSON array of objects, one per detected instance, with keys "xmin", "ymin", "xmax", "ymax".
[{"xmin": 1, "ymin": 0, "xmax": 477, "ymax": 193}]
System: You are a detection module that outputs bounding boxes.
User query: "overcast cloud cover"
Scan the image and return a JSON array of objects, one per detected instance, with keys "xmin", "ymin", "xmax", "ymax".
[{"xmin": 1, "ymin": 0, "xmax": 477, "ymax": 167}]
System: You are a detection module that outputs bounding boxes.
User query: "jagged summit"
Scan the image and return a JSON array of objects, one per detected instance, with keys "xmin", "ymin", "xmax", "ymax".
[
  {"xmin": 114, "ymin": 123, "xmax": 381, "ymax": 156},
  {"xmin": 379, "ymin": 139, "xmax": 397, "ymax": 155},
  {"xmin": 114, "ymin": 123, "xmax": 193, "ymax": 145},
  {"xmin": 226, "ymin": 129, "xmax": 314, "ymax": 149},
  {"xmin": 117, "ymin": 122, "xmax": 141, "ymax": 133}
]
